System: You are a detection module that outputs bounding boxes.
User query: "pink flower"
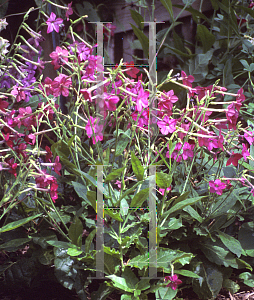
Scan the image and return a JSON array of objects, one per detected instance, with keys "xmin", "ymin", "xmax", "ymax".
[
  {"xmin": 65, "ymin": 2, "xmax": 73, "ymax": 21},
  {"xmin": 46, "ymin": 12, "xmax": 63, "ymax": 34},
  {"xmin": 181, "ymin": 71, "xmax": 194, "ymax": 88},
  {"xmin": 168, "ymin": 142, "xmax": 182, "ymax": 162},
  {"xmin": 226, "ymin": 103, "xmax": 238, "ymax": 130},
  {"xmin": 11, "ymin": 86, "xmax": 27, "ymax": 102},
  {"xmin": 49, "ymin": 46, "xmax": 68, "ymax": 70},
  {"xmin": 80, "ymin": 89, "xmax": 92, "ymax": 102},
  {"xmin": 242, "ymin": 143, "xmax": 250, "ymax": 160},
  {"xmin": 45, "ymin": 146, "xmax": 52, "ymax": 162},
  {"xmin": 53, "ymin": 156, "xmax": 62, "ymax": 176},
  {"xmin": 165, "ymin": 274, "xmax": 182, "ymax": 290},
  {"xmin": 209, "ymin": 179, "xmax": 227, "ymax": 195},
  {"xmin": 135, "ymin": 85, "xmax": 149, "ymax": 112},
  {"xmin": 85, "ymin": 116, "xmax": 103, "ymax": 144},
  {"xmin": 182, "ymin": 142, "xmax": 195, "ymax": 160},
  {"xmin": 52, "ymin": 74, "xmax": 72, "ymax": 97},
  {"xmin": 159, "ymin": 186, "xmax": 171, "ymax": 195},
  {"xmin": 124, "ymin": 61, "xmax": 139, "ymax": 78},
  {"xmin": 226, "ymin": 152, "xmax": 243, "ymax": 167},
  {"xmin": 157, "ymin": 116, "xmax": 177, "ymax": 135}
]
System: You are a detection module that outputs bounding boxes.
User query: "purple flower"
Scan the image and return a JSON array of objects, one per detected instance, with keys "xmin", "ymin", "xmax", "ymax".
[
  {"xmin": 209, "ymin": 179, "xmax": 227, "ymax": 195},
  {"xmin": 46, "ymin": 12, "xmax": 63, "ymax": 34},
  {"xmin": 165, "ymin": 274, "xmax": 182, "ymax": 290},
  {"xmin": 182, "ymin": 142, "xmax": 194, "ymax": 160}
]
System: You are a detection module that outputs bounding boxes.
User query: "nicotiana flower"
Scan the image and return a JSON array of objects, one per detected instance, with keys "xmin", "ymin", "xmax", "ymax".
[
  {"xmin": 85, "ymin": 116, "xmax": 103, "ymax": 144},
  {"xmin": 46, "ymin": 12, "xmax": 63, "ymax": 34},
  {"xmin": 209, "ymin": 179, "xmax": 227, "ymax": 195},
  {"xmin": 65, "ymin": 2, "xmax": 73, "ymax": 21},
  {"xmin": 165, "ymin": 275, "xmax": 182, "ymax": 290},
  {"xmin": 49, "ymin": 46, "xmax": 68, "ymax": 70},
  {"xmin": 226, "ymin": 152, "xmax": 243, "ymax": 167}
]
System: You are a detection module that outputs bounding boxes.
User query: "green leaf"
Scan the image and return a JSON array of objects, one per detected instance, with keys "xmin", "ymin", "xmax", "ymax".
[
  {"xmin": 131, "ymin": 151, "xmax": 144, "ymax": 181},
  {"xmin": 238, "ymin": 222, "xmax": 254, "ymax": 257},
  {"xmin": 75, "ymin": 1, "xmax": 99, "ymax": 22},
  {"xmin": 175, "ymin": 269, "xmax": 200, "ymax": 279},
  {"xmin": 196, "ymin": 24, "xmax": 215, "ymax": 53},
  {"xmin": 0, "ymin": 238, "xmax": 31, "ymax": 251},
  {"xmin": 105, "ymin": 209, "xmax": 123, "ymax": 222},
  {"xmin": 47, "ymin": 240, "xmax": 72, "ymax": 249},
  {"xmin": 239, "ymin": 272, "xmax": 254, "ymax": 287},
  {"xmin": 106, "ymin": 274, "xmax": 134, "ymax": 292},
  {"xmin": 87, "ymin": 191, "xmax": 97, "ymax": 212},
  {"xmin": 217, "ymin": 231, "xmax": 243, "ymax": 258},
  {"xmin": 173, "ymin": 5, "xmax": 209, "ymax": 23},
  {"xmin": 240, "ymin": 59, "xmax": 250, "ymax": 70},
  {"xmin": 128, "ymin": 249, "xmax": 193, "ymax": 270},
  {"xmin": 105, "ymin": 167, "xmax": 125, "ymax": 183},
  {"xmin": 164, "ymin": 196, "xmax": 204, "ymax": 216},
  {"xmin": 130, "ymin": 9, "xmax": 144, "ymax": 30},
  {"xmin": 183, "ymin": 206, "xmax": 203, "ymax": 223},
  {"xmin": 68, "ymin": 216, "xmax": 83, "ymax": 247},
  {"xmin": 0, "ymin": 214, "xmax": 42, "ymax": 233},
  {"xmin": 192, "ymin": 259, "xmax": 223, "ymax": 299},
  {"xmin": 67, "ymin": 247, "xmax": 83, "ymax": 256},
  {"xmin": 84, "ymin": 229, "xmax": 96, "ymax": 253},
  {"xmin": 71, "ymin": 181, "xmax": 89, "ymax": 203},
  {"xmin": 130, "ymin": 187, "xmax": 149, "ymax": 208},
  {"xmin": 223, "ymin": 279, "xmax": 240, "ymax": 294},
  {"xmin": 115, "ymin": 130, "xmax": 131, "ymax": 157},
  {"xmin": 156, "ymin": 172, "xmax": 172, "ymax": 189},
  {"xmin": 130, "ymin": 24, "xmax": 149, "ymax": 59},
  {"xmin": 160, "ymin": 0, "xmax": 173, "ymax": 21},
  {"xmin": 156, "ymin": 286, "xmax": 177, "ymax": 300}
]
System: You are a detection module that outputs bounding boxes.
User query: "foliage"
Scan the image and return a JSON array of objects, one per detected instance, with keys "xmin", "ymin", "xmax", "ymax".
[{"xmin": 0, "ymin": 0, "xmax": 254, "ymax": 299}]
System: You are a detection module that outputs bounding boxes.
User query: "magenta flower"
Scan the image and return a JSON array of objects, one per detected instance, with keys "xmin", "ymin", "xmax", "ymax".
[
  {"xmin": 157, "ymin": 116, "xmax": 177, "ymax": 135},
  {"xmin": 182, "ymin": 142, "xmax": 195, "ymax": 160},
  {"xmin": 46, "ymin": 12, "xmax": 63, "ymax": 34},
  {"xmin": 159, "ymin": 186, "xmax": 171, "ymax": 195},
  {"xmin": 242, "ymin": 143, "xmax": 250, "ymax": 160},
  {"xmin": 226, "ymin": 103, "xmax": 238, "ymax": 130},
  {"xmin": 124, "ymin": 61, "xmax": 139, "ymax": 78},
  {"xmin": 11, "ymin": 86, "xmax": 27, "ymax": 102},
  {"xmin": 49, "ymin": 46, "xmax": 68, "ymax": 70},
  {"xmin": 85, "ymin": 116, "xmax": 103, "ymax": 144},
  {"xmin": 135, "ymin": 85, "xmax": 149, "ymax": 112},
  {"xmin": 226, "ymin": 152, "xmax": 243, "ymax": 167},
  {"xmin": 53, "ymin": 156, "xmax": 62, "ymax": 176},
  {"xmin": 165, "ymin": 275, "xmax": 182, "ymax": 290},
  {"xmin": 52, "ymin": 74, "xmax": 72, "ymax": 97},
  {"xmin": 65, "ymin": 2, "xmax": 73, "ymax": 21},
  {"xmin": 181, "ymin": 71, "xmax": 194, "ymax": 88},
  {"xmin": 209, "ymin": 179, "xmax": 227, "ymax": 195}
]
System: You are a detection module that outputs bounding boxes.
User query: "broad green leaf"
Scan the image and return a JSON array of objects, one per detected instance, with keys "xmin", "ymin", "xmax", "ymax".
[
  {"xmin": 130, "ymin": 9, "xmax": 144, "ymax": 30},
  {"xmin": 240, "ymin": 59, "xmax": 250, "ymax": 70},
  {"xmin": 160, "ymin": 0, "xmax": 173, "ymax": 21},
  {"xmin": 84, "ymin": 229, "xmax": 96, "ymax": 253},
  {"xmin": 217, "ymin": 231, "xmax": 243, "ymax": 258},
  {"xmin": 0, "ymin": 214, "xmax": 42, "ymax": 233},
  {"xmin": 67, "ymin": 248, "xmax": 83, "ymax": 256},
  {"xmin": 105, "ymin": 209, "xmax": 123, "ymax": 222},
  {"xmin": 172, "ymin": 191, "xmax": 190, "ymax": 206},
  {"xmin": 192, "ymin": 259, "xmax": 223, "ymax": 299},
  {"xmin": 128, "ymin": 249, "xmax": 193, "ymax": 270},
  {"xmin": 115, "ymin": 131, "xmax": 131, "ymax": 157},
  {"xmin": 173, "ymin": 5, "xmax": 209, "ymax": 23},
  {"xmin": 223, "ymin": 279, "xmax": 240, "ymax": 294},
  {"xmin": 131, "ymin": 150, "xmax": 144, "ymax": 181},
  {"xmin": 156, "ymin": 286, "xmax": 177, "ymax": 300},
  {"xmin": 104, "ymin": 246, "xmax": 121, "ymax": 259},
  {"xmin": 238, "ymin": 222, "xmax": 254, "ymax": 257},
  {"xmin": 0, "ymin": 238, "xmax": 31, "ymax": 251},
  {"xmin": 87, "ymin": 190, "xmax": 97, "ymax": 212},
  {"xmin": 75, "ymin": 1, "xmax": 99, "ymax": 22},
  {"xmin": 183, "ymin": 206, "xmax": 202, "ymax": 223},
  {"xmin": 71, "ymin": 181, "xmax": 88, "ymax": 202},
  {"xmin": 47, "ymin": 240, "xmax": 72, "ymax": 249},
  {"xmin": 156, "ymin": 172, "xmax": 172, "ymax": 189},
  {"xmin": 105, "ymin": 167, "xmax": 125, "ymax": 183},
  {"xmin": 239, "ymin": 272, "xmax": 254, "ymax": 287},
  {"xmin": 165, "ymin": 196, "xmax": 204, "ymax": 216},
  {"xmin": 174, "ymin": 269, "xmax": 200, "ymax": 279},
  {"xmin": 130, "ymin": 187, "xmax": 149, "ymax": 208},
  {"xmin": 106, "ymin": 274, "xmax": 134, "ymax": 292},
  {"xmin": 196, "ymin": 24, "xmax": 215, "ymax": 53},
  {"xmin": 120, "ymin": 198, "xmax": 129, "ymax": 216},
  {"xmin": 130, "ymin": 24, "xmax": 149, "ymax": 58},
  {"xmin": 68, "ymin": 216, "xmax": 83, "ymax": 247}
]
